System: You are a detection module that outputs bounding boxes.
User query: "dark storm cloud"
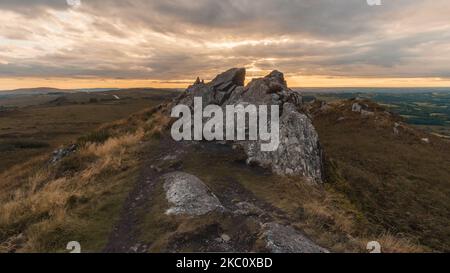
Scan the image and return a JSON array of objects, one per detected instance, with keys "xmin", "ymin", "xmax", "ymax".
[
  {"xmin": 0, "ymin": 0, "xmax": 408, "ymax": 38},
  {"xmin": 0, "ymin": 0, "xmax": 450, "ymax": 81},
  {"xmin": 0, "ymin": 0, "xmax": 69, "ymax": 16}
]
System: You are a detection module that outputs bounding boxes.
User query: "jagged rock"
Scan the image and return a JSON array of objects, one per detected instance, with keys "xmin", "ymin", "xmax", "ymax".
[
  {"xmin": 212, "ymin": 68, "xmax": 246, "ymax": 91},
  {"xmin": 50, "ymin": 144, "xmax": 77, "ymax": 164},
  {"xmin": 245, "ymin": 103, "xmax": 323, "ymax": 183},
  {"xmin": 180, "ymin": 68, "xmax": 246, "ymax": 107},
  {"xmin": 162, "ymin": 172, "xmax": 223, "ymax": 216},
  {"xmin": 352, "ymin": 103, "xmax": 363, "ymax": 113},
  {"xmin": 174, "ymin": 68, "xmax": 323, "ymax": 183},
  {"xmin": 262, "ymin": 222, "xmax": 329, "ymax": 253}
]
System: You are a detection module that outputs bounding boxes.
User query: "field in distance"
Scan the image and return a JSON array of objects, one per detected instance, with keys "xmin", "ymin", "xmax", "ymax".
[
  {"xmin": 302, "ymin": 89, "xmax": 450, "ymax": 138},
  {"xmin": 0, "ymin": 88, "xmax": 179, "ymax": 173}
]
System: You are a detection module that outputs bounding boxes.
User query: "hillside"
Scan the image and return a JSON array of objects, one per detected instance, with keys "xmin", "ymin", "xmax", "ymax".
[
  {"xmin": 0, "ymin": 89, "xmax": 178, "ymax": 173},
  {"xmin": 309, "ymin": 99, "xmax": 450, "ymax": 251},
  {"xmin": 0, "ymin": 70, "xmax": 448, "ymax": 253}
]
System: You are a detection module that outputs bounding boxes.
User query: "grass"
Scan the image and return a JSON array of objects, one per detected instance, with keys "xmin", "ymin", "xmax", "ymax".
[
  {"xmin": 0, "ymin": 91, "xmax": 444, "ymax": 253},
  {"xmin": 152, "ymin": 141, "xmax": 423, "ymax": 253},
  {"xmin": 0, "ymin": 89, "xmax": 176, "ymax": 173},
  {"xmin": 78, "ymin": 130, "xmax": 111, "ymax": 145},
  {"xmin": 0, "ymin": 91, "xmax": 174, "ymax": 252},
  {"xmin": 311, "ymin": 99, "xmax": 450, "ymax": 252},
  {"xmin": 0, "ymin": 140, "xmax": 49, "ymax": 151}
]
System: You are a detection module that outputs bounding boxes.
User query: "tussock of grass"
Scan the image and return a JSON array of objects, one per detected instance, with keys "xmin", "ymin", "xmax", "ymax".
[{"xmin": 146, "ymin": 110, "xmax": 172, "ymax": 137}]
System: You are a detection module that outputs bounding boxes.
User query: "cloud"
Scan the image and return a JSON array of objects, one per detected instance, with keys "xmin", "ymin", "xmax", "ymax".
[{"xmin": 0, "ymin": 0, "xmax": 449, "ymax": 82}]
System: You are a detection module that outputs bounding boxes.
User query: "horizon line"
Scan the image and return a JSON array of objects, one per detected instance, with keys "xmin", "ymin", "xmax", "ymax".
[{"xmin": 2, "ymin": 86, "xmax": 450, "ymax": 93}]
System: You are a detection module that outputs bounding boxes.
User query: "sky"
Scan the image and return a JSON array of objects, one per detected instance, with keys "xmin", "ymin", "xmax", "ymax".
[{"xmin": 0, "ymin": 0, "xmax": 450, "ymax": 90}]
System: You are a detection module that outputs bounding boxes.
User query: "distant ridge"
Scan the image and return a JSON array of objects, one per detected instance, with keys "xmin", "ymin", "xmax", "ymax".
[
  {"xmin": 0, "ymin": 87, "xmax": 117, "ymax": 94},
  {"xmin": 0, "ymin": 87, "xmax": 70, "ymax": 95},
  {"xmin": 0, "ymin": 87, "xmax": 183, "ymax": 95}
]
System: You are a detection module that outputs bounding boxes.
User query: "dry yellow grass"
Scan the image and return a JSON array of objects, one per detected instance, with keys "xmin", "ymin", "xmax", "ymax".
[
  {"xmin": 0, "ymin": 125, "xmax": 147, "ymax": 252},
  {"xmin": 373, "ymin": 234, "xmax": 424, "ymax": 253},
  {"xmin": 146, "ymin": 110, "xmax": 173, "ymax": 137}
]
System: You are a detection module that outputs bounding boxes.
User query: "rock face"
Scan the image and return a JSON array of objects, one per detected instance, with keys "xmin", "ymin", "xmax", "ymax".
[
  {"xmin": 245, "ymin": 103, "xmax": 322, "ymax": 180},
  {"xmin": 174, "ymin": 68, "xmax": 323, "ymax": 183},
  {"xmin": 162, "ymin": 172, "xmax": 223, "ymax": 216},
  {"xmin": 262, "ymin": 222, "xmax": 329, "ymax": 253},
  {"xmin": 178, "ymin": 68, "xmax": 246, "ymax": 107}
]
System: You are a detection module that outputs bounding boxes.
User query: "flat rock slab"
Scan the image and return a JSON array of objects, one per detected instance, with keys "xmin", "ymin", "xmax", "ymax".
[
  {"xmin": 262, "ymin": 222, "xmax": 329, "ymax": 253},
  {"xmin": 162, "ymin": 172, "xmax": 223, "ymax": 216}
]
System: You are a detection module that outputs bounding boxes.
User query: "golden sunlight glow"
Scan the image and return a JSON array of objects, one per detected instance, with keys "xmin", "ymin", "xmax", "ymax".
[{"xmin": 1, "ymin": 76, "xmax": 450, "ymax": 91}]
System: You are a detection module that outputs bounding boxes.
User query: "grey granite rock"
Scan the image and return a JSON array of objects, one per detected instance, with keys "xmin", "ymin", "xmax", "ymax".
[
  {"xmin": 173, "ymin": 68, "xmax": 323, "ymax": 183},
  {"xmin": 162, "ymin": 172, "xmax": 223, "ymax": 216}
]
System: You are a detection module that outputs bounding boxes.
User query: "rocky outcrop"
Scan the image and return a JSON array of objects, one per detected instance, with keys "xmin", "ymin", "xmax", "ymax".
[
  {"xmin": 245, "ymin": 103, "xmax": 322, "ymax": 181},
  {"xmin": 262, "ymin": 222, "xmax": 329, "ymax": 253},
  {"xmin": 178, "ymin": 68, "xmax": 246, "ymax": 107},
  {"xmin": 174, "ymin": 68, "xmax": 323, "ymax": 183},
  {"xmin": 162, "ymin": 172, "xmax": 223, "ymax": 216}
]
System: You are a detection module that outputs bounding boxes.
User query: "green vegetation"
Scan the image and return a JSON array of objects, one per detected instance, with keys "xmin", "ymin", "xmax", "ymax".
[
  {"xmin": 311, "ymin": 99, "xmax": 450, "ymax": 251},
  {"xmin": 304, "ymin": 91, "xmax": 450, "ymax": 137}
]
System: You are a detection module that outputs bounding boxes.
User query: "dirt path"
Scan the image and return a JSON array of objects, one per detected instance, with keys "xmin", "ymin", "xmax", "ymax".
[
  {"xmin": 103, "ymin": 138, "xmax": 326, "ymax": 253},
  {"xmin": 103, "ymin": 138, "xmax": 278, "ymax": 253},
  {"xmin": 103, "ymin": 138, "xmax": 184, "ymax": 253}
]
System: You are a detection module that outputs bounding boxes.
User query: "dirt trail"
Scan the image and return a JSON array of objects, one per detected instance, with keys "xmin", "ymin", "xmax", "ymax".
[
  {"xmin": 103, "ymin": 137, "xmax": 327, "ymax": 253},
  {"xmin": 103, "ymin": 138, "xmax": 183, "ymax": 253}
]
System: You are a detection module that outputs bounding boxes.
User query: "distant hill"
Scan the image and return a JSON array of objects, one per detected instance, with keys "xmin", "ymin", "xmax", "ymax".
[
  {"xmin": 0, "ymin": 87, "xmax": 183, "ymax": 96},
  {"xmin": 0, "ymin": 87, "xmax": 117, "ymax": 95}
]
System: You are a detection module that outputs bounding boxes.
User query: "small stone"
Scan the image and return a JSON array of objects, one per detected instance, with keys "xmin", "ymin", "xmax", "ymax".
[{"xmin": 221, "ymin": 234, "xmax": 231, "ymax": 243}]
